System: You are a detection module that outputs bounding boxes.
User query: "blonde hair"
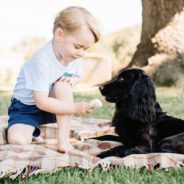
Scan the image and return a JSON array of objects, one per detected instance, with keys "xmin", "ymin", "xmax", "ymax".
[{"xmin": 53, "ymin": 6, "xmax": 101, "ymax": 42}]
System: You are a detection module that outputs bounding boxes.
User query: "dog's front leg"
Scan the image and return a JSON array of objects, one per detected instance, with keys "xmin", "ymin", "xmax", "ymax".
[
  {"xmin": 96, "ymin": 145, "xmax": 127, "ymax": 158},
  {"xmin": 90, "ymin": 135, "xmax": 121, "ymax": 142}
]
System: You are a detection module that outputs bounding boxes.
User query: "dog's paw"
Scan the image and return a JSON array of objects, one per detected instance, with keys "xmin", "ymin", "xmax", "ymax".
[
  {"xmin": 158, "ymin": 139, "xmax": 178, "ymax": 153},
  {"xmin": 96, "ymin": 151, "xmax": 109, "ymax": 159}
]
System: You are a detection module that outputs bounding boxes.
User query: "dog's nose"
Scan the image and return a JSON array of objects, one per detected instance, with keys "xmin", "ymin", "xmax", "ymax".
[{"xmin": 99, "ymin": 86, "xmax": 104, "ymax": 91}]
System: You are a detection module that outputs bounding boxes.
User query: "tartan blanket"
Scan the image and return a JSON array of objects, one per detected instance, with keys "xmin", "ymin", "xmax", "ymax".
[{"xmin": 0, "ymin": 115, "xmax": 184, "ymax": 179}]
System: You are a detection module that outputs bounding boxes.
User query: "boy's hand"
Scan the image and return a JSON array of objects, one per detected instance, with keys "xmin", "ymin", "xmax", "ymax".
[
  {"xmin": 74, "ymin": 102, "xmax": 92, "ymax": 116},
  {"xmin": 59, "ymin": 76, "xmax": 80, "ymax": 87}
]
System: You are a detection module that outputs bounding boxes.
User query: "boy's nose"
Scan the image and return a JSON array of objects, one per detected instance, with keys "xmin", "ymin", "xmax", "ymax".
[{"xmin": 77, "ymin": 49, "xmax": 84, "ymax": 57}]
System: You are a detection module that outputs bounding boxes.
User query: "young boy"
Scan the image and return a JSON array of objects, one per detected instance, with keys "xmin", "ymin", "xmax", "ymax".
[{"xmin": 7, "ymin": 6, "xmax": 101, "ymax": 153}]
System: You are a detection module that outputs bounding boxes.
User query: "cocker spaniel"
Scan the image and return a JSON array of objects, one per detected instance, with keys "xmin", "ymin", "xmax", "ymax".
[{"xmin": 96, "ymin": 68, "xmax": 184, "ymax": 158}]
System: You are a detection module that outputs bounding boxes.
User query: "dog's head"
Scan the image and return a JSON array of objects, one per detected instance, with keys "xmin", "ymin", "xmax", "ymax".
[{"xmin": 99, "ymin": 68, "xmax": 157, "ymax": 123}]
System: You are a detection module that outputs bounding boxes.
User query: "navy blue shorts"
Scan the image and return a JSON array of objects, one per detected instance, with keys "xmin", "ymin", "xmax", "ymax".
[{"xmin": 8, "ymin": 98, "xmax": 56, "ymax": 137}]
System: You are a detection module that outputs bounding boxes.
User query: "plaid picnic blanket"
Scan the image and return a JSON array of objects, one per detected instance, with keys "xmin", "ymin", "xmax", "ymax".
[{"xmin": 0, "ymin": 115, "xmax": 184, "ymax": 179}]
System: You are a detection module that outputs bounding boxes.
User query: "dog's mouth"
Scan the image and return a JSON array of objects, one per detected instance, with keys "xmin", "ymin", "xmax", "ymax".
[{"xmin": 105, "ymin": 96, "xmax": 119, "ymax": 102}]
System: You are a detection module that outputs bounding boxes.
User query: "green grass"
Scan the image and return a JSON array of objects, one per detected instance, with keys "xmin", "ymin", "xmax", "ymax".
[
  {"xmin": 1, "ymin": 87, "xmax": 184, "ymax": 184},
  {"xmin": 1, "ymin": 167, "xmax": 184, "ymax": 184},
  {"xmin": 0, "ymin": 91, "xmax": 12, "ymax": 115}
]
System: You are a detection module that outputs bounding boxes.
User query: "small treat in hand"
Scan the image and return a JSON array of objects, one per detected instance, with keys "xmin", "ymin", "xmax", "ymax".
[{"xmin": 89, "ymin": 99, "xmax": 103, "ymax": 109}]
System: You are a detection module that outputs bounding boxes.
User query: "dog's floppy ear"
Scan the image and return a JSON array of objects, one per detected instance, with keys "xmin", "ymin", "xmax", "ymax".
[{"xmin": 127, "ymin": 75, "xmax": 156, "ymax": 123}]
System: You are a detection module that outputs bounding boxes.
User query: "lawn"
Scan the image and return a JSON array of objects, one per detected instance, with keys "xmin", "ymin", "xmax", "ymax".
[{"xmin": 1, "ymin": 87, "xmax": 184, "ymax": 184}]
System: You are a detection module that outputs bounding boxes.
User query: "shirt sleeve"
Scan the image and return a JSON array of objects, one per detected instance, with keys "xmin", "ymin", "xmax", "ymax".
[{"xmin": 23, "ymin": 61, "xmax": 50, "ymax": 92}]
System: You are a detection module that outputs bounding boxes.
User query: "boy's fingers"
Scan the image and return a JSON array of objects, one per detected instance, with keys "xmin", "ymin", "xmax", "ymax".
[
  {"xmin": 66, "ymin": 78, "xmax": 71, "ymax": 82},
  {"xmin": 59, "ymin": 76, "xmax": 71, "ymax": 82},
  {"xmin": 58, "ymin": 81, "xmax": 73, "ymax": 88},
  {"xmin": 86, "ymin": 109, "xmax": 92, "ymax": 113},
  {"xmin": 58, "ymin": 77, "xmax": 71, "ymax": 83},
  {"xmin": 58, "ymin": 77, "xmax": 64, "ymax": 81},
  {"xmin": 85, "ymin": 105, "xmax": 93, "ymax": 113}
]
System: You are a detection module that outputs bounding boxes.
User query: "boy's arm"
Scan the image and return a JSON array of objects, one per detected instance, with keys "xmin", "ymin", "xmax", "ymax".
[
  {"xmin": 33, "ymin": 90, "xmax": 91, "ymax": 115},
  {"xmin": 34, "ymin": 91, "xmax": 75, "ymax": 115}
]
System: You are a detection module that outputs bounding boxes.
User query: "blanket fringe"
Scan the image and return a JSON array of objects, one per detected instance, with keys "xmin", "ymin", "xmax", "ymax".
[{"xmin": 10, "ymin": 168, "xmax": 25, "ymax": 180}]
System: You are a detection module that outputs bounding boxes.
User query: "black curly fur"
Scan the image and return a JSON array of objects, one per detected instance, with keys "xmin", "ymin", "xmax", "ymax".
[{"xmin": 95, "ymin": 68, "xmax": 184, "ymax": 158}]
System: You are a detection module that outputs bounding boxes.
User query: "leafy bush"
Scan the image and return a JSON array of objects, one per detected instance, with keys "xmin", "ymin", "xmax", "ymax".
[{"xmin": 89, "ymin": 26, "xmax": 141, "ymax": 66}]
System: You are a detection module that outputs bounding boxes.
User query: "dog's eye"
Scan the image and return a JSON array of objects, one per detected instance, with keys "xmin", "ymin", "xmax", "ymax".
[{"xmin": 118, "ymin": 78, "xmax": 124, "ymax": 82}]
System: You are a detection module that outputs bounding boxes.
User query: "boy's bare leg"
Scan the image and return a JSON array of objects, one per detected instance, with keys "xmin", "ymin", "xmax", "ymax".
[
  {"xmin": 57, "ymin": 114, "xmax": 74, "ymax": 152},
  {"xmin": 52, "ymin": 81, "xmax": 75, "ymax": 153},
  {"xmin": 8, "ymin": 124, "xmax": 34, "ymax": 144}
]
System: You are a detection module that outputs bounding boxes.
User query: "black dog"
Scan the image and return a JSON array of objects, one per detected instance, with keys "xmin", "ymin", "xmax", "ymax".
[{"xmin": 96, "ymin": 68, "xmax": 184, "ymax": 158}]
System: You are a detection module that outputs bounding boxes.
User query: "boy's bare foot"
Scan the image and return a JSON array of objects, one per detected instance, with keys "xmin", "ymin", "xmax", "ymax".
[
  {"xmin": 58, "ymin": 143, "xmax": 75, "ymax": 153},
  {"xmin": 58, "ymin": 143, "xmax": 84, "ymax": 155}
]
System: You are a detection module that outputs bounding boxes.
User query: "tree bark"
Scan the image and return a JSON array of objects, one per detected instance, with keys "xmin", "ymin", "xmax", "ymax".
[{"xmin": 127, "ymin": 0, "xmax": 184, "ymax": 86}]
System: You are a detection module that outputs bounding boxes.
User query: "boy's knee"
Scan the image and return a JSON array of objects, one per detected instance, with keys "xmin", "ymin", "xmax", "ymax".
[
  {"xmin": 53, "ymin": 81, "xmax": 73, "ymax": 99},
  {"xmin": 54, "ymin": 81, "xmax": 72, "ymax": 92},
  {"xmin": 8, "ymin": 131, "xmax": 32, "ymax": 145}
]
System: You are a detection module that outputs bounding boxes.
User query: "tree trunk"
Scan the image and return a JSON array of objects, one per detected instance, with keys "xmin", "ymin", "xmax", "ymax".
[{"xmin": 127, "ymin": 0, "xmax": 184, "ymax": 86}]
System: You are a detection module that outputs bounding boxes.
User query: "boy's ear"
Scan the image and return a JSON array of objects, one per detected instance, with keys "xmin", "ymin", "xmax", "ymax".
[{"xmin": 55, "ymin": 27, "xmax": 64, "ymax": 41}]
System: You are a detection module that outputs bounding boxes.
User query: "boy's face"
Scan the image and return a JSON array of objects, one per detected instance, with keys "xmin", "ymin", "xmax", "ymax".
[{"xmin": 55, "ymin": 27, "xmax": 95, "ymax": 63}]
